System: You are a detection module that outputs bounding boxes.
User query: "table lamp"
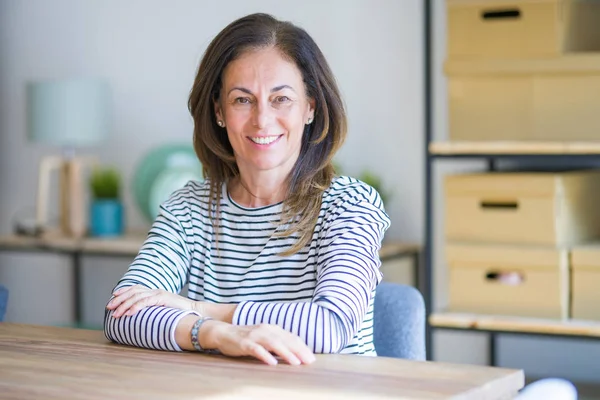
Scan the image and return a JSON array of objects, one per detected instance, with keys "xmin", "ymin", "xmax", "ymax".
[{"xmin": 27, "ymin": 78, "xmax": 111, "ymax": 238}]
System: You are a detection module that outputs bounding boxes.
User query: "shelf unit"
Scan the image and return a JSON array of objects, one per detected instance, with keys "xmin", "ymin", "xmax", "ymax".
[
  {"xmin": 429, "ymin": 312, "xmax": 600, "ymax": 366},
  {"xmin": 424, "ymin": 143, "xmax": 600, "ymax": 364},
  {"xmin": 421, "ymin": 1, "xmax": 600, "ymax": 364}
]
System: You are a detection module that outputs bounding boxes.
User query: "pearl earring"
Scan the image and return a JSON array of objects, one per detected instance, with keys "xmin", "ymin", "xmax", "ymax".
[{"xmin": 217, "ymin": 120, "xmax": 225, "ymax": 127}]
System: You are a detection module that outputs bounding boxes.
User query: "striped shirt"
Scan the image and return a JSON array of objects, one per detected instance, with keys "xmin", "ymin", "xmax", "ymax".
[{"xmin": 104, "ymin": 176, "xmax": 391, "ymax": 355}]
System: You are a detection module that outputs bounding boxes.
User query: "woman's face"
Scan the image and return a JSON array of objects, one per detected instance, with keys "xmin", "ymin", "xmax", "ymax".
[{"xmin": 215, "ymin": 47, "xmax": 315, "ymax": 177}]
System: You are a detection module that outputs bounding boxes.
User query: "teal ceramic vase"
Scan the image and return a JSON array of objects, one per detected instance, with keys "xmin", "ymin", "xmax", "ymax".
[
  {"xmin": 133, "ymin": 144, "xmax": 203, "ymax": 223},
  {"xmin": 90, "ymin": 199, "xmax": 124, "ymax": 237}
]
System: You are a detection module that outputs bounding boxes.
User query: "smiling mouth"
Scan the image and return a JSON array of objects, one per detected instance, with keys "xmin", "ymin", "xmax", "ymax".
[{"xmin": 249, "ymin": 135, "xmax": 281, "ymax": 145}]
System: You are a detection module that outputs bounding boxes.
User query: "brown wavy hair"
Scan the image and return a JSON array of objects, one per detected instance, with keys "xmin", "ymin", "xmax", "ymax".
[{"xmin": 188, "ymin": 13, "xmax": 347, "ymax": 255}]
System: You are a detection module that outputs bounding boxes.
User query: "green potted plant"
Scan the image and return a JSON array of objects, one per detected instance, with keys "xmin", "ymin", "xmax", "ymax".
[{"xmin": 89, "ymin": 166, "xmax": 124, "ymax": 237}]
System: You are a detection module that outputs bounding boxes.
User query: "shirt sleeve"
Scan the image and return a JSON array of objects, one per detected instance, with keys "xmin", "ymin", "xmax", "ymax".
[
  {"xmin": 232, "ymin": 194, "xmax": 390, "ymax": 353},
  {"xmin": 104, "ymin": 199, "xmax": 196, "ymax": 351}
]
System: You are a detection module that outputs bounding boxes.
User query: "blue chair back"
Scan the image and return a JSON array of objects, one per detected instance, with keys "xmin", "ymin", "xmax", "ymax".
[
  {"xmin": 0, "ymin": 285, "xmax": 8, "ymax": 322},
  {"xmin": 374, "ymin": 282, "xmax": 426, "ymax": 360}
]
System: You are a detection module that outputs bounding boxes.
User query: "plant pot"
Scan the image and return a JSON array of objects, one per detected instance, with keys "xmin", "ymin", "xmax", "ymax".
[{"xmin": 90, "ymin": 199, "xmax": 124, "ymax": 237}]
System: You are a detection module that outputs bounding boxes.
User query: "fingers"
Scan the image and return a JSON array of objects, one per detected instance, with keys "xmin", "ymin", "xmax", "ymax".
[
  {"xmin": 273, "ymin": 337, "xmax": 315, "ymax": 365},
  {"xmin": 116, "ymin": 292, "xmax": 154, "ymax": 317},
  {"xmin": 249, "ymin": 326, "xmax": 314, "ymax": 366},
  {"xmin": 112, "ymin": 286, "xmax": 133, "ymax": 296},
  {"xmin": 107, "ymin": 286, "xmax": 195, "ymax": 318},
  {"xmin": 256, "ymin": 325, "xmax": 315, "ymax": 365},
  {"xmin": 211, "ymin": 324, "xmax": 316, "ymax": 366},
  {"xmin": 107, "ymin": 286, "xmax": 155, "ymax": 318},
  {"xmin": 259, "ymin": 340, "xmax": 300, "ymax": 366},
  {"xmin": 107, "ymin": 285, "xmax": 139, "ymax": 309},
  {"xmin": 244, "ymin": 341, "xmax": 278, "ymax": 366},
  {"xmin": 215, "ymin": 329, "xmax": 278, "ymax": 366},
  {"xmin": 289, "ymin": 335, "xmax": 316, "ymax": 364},
  {"xmin": 122, "ymin": 292, "xmax": 158, "ymax": 317}
]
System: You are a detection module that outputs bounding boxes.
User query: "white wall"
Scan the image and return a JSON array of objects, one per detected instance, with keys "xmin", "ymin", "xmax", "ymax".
[
  {"xmin": 1, "ymin": 0, "xmax": 598, "ymax": 386},
  {"xmin": 0, "ymin": 0, "xmax": 423, "ymax": 240},
  {"xmin": 0, "ymin": 1, "xmax": 422, "ymax": 320}
]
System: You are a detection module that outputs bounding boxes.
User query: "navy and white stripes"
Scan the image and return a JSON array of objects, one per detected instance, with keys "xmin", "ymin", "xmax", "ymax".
[{"xmin": 104, "ymin": 176, "xmax": 391, "ymax": 355}]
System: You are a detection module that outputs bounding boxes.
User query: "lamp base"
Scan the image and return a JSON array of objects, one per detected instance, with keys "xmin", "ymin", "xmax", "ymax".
[{"xmin": 36, "ymin": 155, "xmax": 95, "ymax": 238}]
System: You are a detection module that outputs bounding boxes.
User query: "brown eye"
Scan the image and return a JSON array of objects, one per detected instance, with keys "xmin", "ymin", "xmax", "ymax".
[
  {"xmin": 275, "ymin": 96, "xmax": 291, "ymax": 103},
  {"xmin": 235, "ymin": 97, "xmax": 251, "ymax": 104}
]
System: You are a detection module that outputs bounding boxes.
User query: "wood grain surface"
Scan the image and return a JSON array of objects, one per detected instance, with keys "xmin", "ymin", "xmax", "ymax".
[
  {"xmin": 0, "ymin": 323, "xmax": 523, "ymax": 400},
  {"xmin": 430, "ymin": 312, "xmax": 600, "ymax": 337},
  {"xmin": 0, "ymin": 233, "xmax": 419, "ymax": 260},
  {"xmin": 429, "ymin": 141, "xmax": 600, "ymax": 155}
]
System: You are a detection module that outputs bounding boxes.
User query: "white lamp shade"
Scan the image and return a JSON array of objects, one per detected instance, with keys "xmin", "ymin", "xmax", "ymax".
[{"xmin": 27, "ymin": 78, "xmax": 111, "ymax": 147}]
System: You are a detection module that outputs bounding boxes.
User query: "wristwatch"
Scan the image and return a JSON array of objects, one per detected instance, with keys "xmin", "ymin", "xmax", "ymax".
[{"xmin": 190, "ymin": 316, "xmax": 213, "ymax": 352}]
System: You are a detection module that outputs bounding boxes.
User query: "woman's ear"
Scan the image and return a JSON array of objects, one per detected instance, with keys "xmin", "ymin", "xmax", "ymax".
[
  {"xmin": 307, "ymin": 98, "xmax": 316, "ymax": 121},
  {"xmin": 214, "ymin": 100, "xmax": 224, "ymax": 124}
]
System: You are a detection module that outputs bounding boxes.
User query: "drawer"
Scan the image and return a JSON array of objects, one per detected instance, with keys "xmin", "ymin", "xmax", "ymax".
[
  {"xmin": 447, "ymin": 0, "xmax": 600, "ymax": 59},
  {"xmin": 571, "ymin": 245, "xmax": 600, "ymax": 321},
  {"xmin": 445, "ymin": 171, "xmax": 600, "ymax": 246},
  {"xmin": 447, "ymin": 243, "xmax": 570, "ymax": 319},
  {"xmin": 446, "ymin": 55, "xmax": 600, "ymax": 142}
]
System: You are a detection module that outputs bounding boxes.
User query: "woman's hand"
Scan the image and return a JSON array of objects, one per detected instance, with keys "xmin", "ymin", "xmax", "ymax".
[
  {"xmin": 205, "ymin": 321, "xmax": 316, "ymax": 366},
  {"xmin": 107, "ymin": 285, "xmax": 195, "ymax": 317}
]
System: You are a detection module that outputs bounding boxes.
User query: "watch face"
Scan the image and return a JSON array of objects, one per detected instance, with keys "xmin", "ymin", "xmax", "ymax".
[{"xmin": 133, "ymin": 144, "xmax": 203, "ymax": 222}]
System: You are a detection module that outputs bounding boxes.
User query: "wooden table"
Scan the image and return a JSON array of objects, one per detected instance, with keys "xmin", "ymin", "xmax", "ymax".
[
  {"xmin": 0, "ymin": 323, "xmax": 524, "ymax": 400},
  {"xmin": 0, "ymin": 234, "xmax": 422, "ymax": 324}
]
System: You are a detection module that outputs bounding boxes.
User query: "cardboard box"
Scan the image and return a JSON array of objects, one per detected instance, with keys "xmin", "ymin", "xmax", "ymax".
[
  {"xmin": 447, "ymin": 243, "xmax": 570, "ymax": 318},
  {"xmin": 571, "ymin": 245, "xmax": 600, "ymax": 320},
  {"xmin": 447, "ymin": 55, "xmax": 600, "ymax": 142},
  {"xmin": 445, "ymin": 171, "xmax": 600, "ymax": 246},
  {"xmin": 447, "ymin": 0, "xmax": 600, "ymax": 60}
]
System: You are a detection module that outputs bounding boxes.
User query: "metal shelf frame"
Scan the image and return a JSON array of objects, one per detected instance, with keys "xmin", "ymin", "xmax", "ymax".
[{"xmin": 421, "ymin": 0, "xmax": 600, "ymax": 364}]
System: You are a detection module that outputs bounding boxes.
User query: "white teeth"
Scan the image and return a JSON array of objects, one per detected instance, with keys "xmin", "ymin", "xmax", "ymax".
[{"xmin": 250, "ymin": 136, "xmax": 278, "ymax": 145}]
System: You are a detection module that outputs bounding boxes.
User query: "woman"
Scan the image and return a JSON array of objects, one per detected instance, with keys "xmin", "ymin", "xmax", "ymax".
[{"xmin": 105, "ymin": 13, "xmax": 390, "ymax": 366}]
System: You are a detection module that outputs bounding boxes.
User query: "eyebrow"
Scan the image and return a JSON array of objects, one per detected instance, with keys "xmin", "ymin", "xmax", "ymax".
[{"xmin": 227, "ymin": 85, "xmax": 296, "ymax": 96}]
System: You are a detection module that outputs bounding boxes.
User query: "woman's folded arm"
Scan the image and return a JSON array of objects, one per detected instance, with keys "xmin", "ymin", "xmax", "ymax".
[
  {"xmin": 233, "ymin": 200, "xmax": 388, "ymax": 353},
  {"xmin": 104, "ymin": 201, "xmax": 193, "ymax": 351}
]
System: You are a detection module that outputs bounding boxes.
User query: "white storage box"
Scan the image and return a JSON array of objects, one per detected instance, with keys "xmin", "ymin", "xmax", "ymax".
[
  {"xmin": 447, "ymin": 0, "xmax": 600, "ymax": 59},
  {"xmin": 571, "ymin": 245, "xmax": 600, "ymax": 320},
  {"xmin": 445, "ymin": 171, "xmax": 600, "ymax": 246},
  {"xmin": 447, "ymin": 243, "xmax": 570, "ymax": 319},
  {"xmin": 447, "ymin": 55, "xmax": 600, "ymax": 142}
]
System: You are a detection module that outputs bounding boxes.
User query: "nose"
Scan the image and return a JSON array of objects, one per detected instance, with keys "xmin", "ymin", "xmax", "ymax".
[{"xmin": 252, "ymin": 101, "xmax": 274, "ymax": 129}]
